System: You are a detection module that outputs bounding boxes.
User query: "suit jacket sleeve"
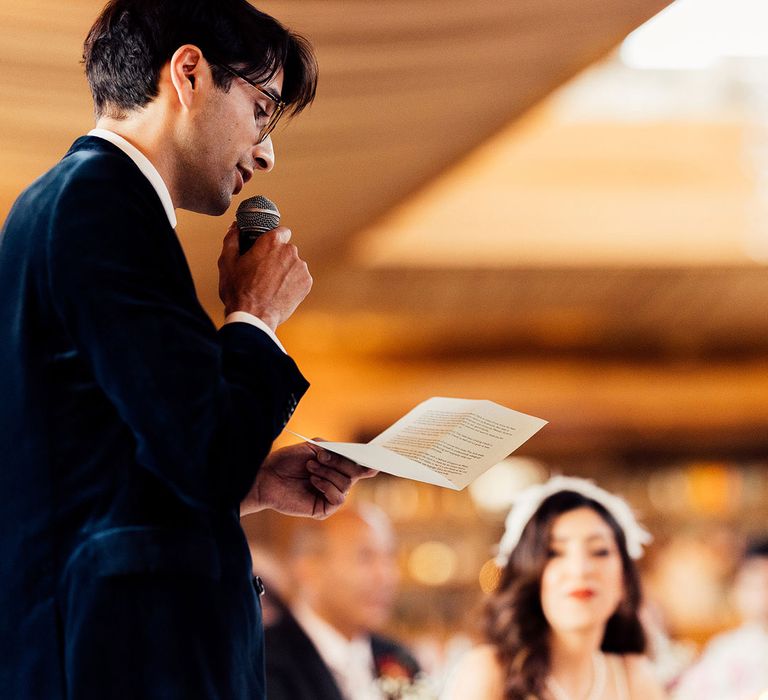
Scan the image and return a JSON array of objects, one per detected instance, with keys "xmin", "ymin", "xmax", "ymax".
[{"xmin": 46, "ymin": 160, "xmax": 308, "ymax": 511}]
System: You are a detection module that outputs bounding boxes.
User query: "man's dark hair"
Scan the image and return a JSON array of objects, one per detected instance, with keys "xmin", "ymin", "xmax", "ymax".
[{"xmin": 83, "ymin": 0, "xmax": 317, "ymax": 119}]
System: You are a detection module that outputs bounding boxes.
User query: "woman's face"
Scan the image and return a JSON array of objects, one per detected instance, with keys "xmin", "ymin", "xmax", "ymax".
[{"xmin": 540, "ymin": 506, "xmax": 624, "ymax": 635}]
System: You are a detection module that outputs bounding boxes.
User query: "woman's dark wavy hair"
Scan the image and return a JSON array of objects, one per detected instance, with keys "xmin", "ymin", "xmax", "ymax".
[
  {"xmin": 484, "ymin": 491, "xmax": 646, "ymax": 700},
  {"xmin": 83, "ymin": 0, "xmax": 317, "ymax": 119}
]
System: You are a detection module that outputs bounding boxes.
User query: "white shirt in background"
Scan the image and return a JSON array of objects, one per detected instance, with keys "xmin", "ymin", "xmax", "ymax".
[
  {"xmin": 673, "ymin": 623, "xmax": 768, "ymax": 700},
  {"xmin": 293, "ymin": 603, "xmax": 382, "ymax": 700}
]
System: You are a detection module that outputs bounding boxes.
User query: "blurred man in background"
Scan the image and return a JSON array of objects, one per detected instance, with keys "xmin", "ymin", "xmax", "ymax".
[
  {"xmin": 265, "ymin": 504, "xmax": 421, "ymax": 700},
  {"xmin": 674, "ymin": 538, "xmax": 768, "ymax": 700}
]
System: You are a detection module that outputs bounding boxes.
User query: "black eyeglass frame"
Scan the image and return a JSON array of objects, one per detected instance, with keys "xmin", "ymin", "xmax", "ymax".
[{"xmin": 213, "ymin": 63, "xmax": 286, "ymax": 144}]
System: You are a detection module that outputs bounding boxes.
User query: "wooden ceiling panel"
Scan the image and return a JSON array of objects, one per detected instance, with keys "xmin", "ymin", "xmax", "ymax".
[
  {"xmin": 6, "ymin": 1, "xmax": 768, "ymax": 449},
  {"xmin": 1, "ymin": 0, "xmax": 672, "ymax": 266}
]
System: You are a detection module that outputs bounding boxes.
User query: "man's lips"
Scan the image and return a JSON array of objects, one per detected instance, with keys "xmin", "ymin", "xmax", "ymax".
[{"xmin": 568, "ymin": 589, "xmax": 596, "ymax": 600}]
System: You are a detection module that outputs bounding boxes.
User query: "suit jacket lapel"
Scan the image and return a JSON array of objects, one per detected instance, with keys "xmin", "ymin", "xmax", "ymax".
[{"xmin": 271, "ymin": 612, "xmax": 345, "ymax": 700}]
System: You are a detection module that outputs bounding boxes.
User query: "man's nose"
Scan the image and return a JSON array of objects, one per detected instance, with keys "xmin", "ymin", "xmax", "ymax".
[{"xmin": 253, "ymin": 135, "xmax": 275, "ymax": 172}]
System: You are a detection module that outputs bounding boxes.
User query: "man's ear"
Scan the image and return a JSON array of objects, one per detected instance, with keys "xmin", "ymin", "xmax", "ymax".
[{"xmin": 168, "ymin": 44, "xmax": 206, "ymax": 109}]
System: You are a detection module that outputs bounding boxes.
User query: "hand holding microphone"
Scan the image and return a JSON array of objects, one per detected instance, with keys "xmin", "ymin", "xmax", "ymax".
[{"xmin": 218, "ymin": 194, "xmax": 312, "ymax": 330}]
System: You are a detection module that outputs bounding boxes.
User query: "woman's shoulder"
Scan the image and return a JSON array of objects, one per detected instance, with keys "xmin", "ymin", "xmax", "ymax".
[
  {"xmin": 605, "ymin": 653, "xmax": 667, "ymax": 699},
  {"xmin": 441, "ymin": 645, "xmax": 504, "ymax": 700}
]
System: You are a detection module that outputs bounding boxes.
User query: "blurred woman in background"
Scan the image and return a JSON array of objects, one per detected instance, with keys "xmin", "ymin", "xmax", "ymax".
[
  {"xmin": 443, "ymin": 476, "xmax": 666, "ymax": 700},
  {"xmin": 673, "ymin": 537, "xmax": 768, "ymax": 700}
]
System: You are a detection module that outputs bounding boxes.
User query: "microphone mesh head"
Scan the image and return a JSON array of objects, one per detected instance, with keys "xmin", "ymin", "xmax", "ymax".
[
  {"xmin": 236, "ymin": 195, "xmax": 281, "ymax": 253},
  {"xmin": 236, "ymin": 195, "xmax": 280, "ymax": 233}
]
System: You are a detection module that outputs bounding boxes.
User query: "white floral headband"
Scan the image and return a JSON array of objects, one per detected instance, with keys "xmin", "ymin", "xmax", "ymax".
[{"xmin": 495, "ymin": 475, "xmax": 652, "ymax": 566}]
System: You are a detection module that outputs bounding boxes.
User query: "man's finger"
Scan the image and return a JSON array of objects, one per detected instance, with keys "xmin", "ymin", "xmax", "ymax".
[
  {"xmin": 314, "ymin": 448, "xmax": 370, "ymax": 477},
  {"xmin": 221, "ymin": 221, "xmax": 239, "ymax": 255},
  {"xmin": 307, "ymin": 460, "xmax": 352, "ymax": 494},
  {"xmin": 309, "ymin": 474, "xmax": 345, "ymax": 506},
  {"xmin": 305, "ymin": 443, "xmax": 377, "ymax": 482},
  {"xmin": 273, "ymin": 226, "xmax": 291, "ymax": 244}
]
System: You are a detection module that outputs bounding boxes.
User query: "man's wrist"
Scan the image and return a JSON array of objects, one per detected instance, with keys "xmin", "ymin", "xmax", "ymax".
[
  {"xmin": 239, "ymin": 496, "xmax": 265, "ymax": 517},
  {"xmin": 239, "ymin": 473, "xmax": 267, "ymax": 517},
  {"xmin": 223, "ymin": 311, "xmax": 286, "ymax": 353}
]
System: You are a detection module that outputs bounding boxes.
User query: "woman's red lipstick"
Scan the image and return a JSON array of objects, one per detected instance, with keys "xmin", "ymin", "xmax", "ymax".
[{"xmin": 569, "ymin": 589, "xmax": 596, "ymax": 600}]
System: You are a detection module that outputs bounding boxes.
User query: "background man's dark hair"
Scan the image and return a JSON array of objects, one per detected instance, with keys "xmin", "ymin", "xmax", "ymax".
[{"xmin": 83, "ymin": 0, "xmax": 317, "ymax": 119}]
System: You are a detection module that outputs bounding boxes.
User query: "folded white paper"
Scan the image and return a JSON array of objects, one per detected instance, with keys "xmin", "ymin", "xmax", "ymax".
[{"xmin": 291, "ymin": 397, "xmax": 547, "ymax": 491}]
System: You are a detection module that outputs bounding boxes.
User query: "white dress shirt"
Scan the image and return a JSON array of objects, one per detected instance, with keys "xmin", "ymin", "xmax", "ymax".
[
  {"xmin": 87, "ymin": 128, "xmax": 285, "ymax": 352},
  {"xmin": 293, "ymin": 603, "xmax": 382, "ymax": 700}
]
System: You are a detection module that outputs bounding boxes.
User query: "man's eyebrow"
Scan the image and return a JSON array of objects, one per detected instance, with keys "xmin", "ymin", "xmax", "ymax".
[{"xmin": 264, "ymin": 87, "xmax": 282, "ymax": 102}]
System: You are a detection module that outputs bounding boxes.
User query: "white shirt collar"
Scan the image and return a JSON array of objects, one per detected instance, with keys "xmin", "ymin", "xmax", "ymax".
[
  {"xmin": 87, "ymin": 128, "xmax": 177, "ymax": 229},
  {"xmin": 293, "ymin": 602, "xmax": 377, "ymax": 699}
]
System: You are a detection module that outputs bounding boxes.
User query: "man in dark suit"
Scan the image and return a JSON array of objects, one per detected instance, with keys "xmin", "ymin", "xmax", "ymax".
[
  {"xmin": 0, "ymin": 2, "xmax": 374, "ymax": 699},
  {"xmin": 266, "ymin": 505, "xmax": 422, "ymax": 700}
]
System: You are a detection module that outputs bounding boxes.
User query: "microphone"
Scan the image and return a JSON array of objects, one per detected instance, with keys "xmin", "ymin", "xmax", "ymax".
[{"xmin": 236, "ymin": 195, "xmax": 281, "ymax": 254}]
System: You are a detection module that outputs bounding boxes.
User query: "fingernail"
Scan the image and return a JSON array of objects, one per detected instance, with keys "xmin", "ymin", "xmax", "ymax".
[{"xmin": 318, "ymin": 451, "xmax": 330, "ymax": 464}]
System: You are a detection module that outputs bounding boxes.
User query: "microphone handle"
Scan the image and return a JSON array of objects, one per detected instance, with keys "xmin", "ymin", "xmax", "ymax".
[{"xmin": 239, "ymin": 229, "xmax": 267, "ymax": 255}]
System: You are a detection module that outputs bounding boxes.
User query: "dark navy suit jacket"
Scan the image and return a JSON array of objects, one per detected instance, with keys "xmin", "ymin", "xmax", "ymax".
[{"xmin": 0, "ymin": 136, "xmax": 308, "ymax": 699}]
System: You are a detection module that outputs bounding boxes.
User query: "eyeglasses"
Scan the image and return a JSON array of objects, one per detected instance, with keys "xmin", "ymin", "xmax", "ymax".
[{"xmin": 214, "ymin": 63, "xmax": 286, "ymax": 144}]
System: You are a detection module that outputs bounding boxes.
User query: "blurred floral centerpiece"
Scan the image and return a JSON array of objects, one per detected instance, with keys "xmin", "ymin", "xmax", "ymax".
[{"xmin": 375, "ymin": 653, "xmax": 436, "ymax": 700}]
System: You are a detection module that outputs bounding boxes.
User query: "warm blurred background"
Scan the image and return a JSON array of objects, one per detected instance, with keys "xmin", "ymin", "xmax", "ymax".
[{"xmin": 3, "ymin": 0, "xmax": 768, "ymax": 689}]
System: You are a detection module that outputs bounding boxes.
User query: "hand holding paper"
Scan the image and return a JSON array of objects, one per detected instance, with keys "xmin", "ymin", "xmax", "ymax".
[{"xmin": 292, "ymin": 397, "xmax": 547, "ymax": 490}]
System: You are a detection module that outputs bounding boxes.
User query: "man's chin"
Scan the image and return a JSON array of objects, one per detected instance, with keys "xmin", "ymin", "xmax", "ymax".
[
  {"xmin": 360, "ymin": 608, "xmax": 391, "ymax": 630},
  {"xmin": 185, "ymin": 194, "xmax": 232, "ymax": 217}
]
